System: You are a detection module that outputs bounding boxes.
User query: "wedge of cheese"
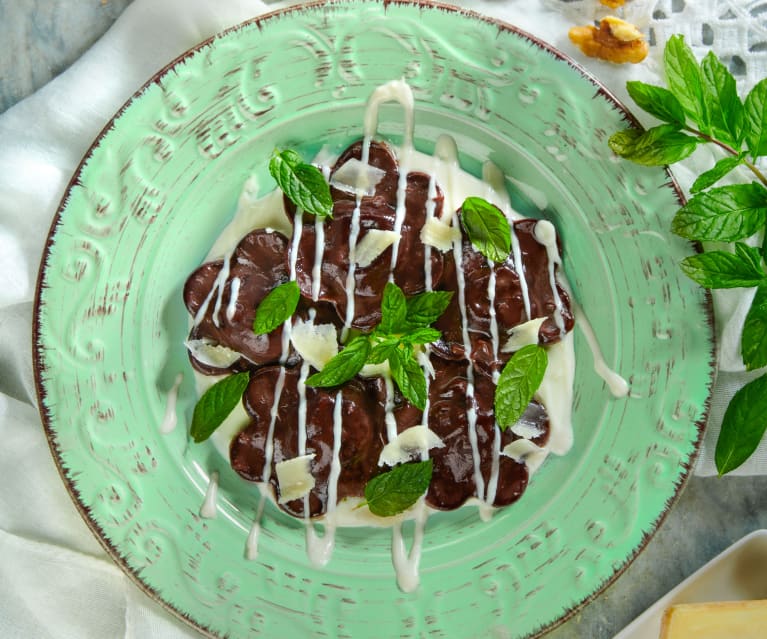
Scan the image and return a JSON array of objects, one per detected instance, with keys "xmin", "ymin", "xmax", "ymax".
[{"xmin": 660, "ymin": 600, "xmax": 767, "ymax": 639}]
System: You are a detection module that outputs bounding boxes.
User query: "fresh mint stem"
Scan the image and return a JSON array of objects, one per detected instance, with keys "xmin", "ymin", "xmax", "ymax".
[{"xmin": 684, "ymin": 125, "xmax": 767, "ymax": 186}]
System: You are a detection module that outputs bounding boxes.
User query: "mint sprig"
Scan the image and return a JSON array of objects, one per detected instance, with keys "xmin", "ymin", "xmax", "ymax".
[
  {"xmin": 610, "ymin": 34, "xmax": 767, "ymax": 474},
  {"xmin": 190, "ymin": 371, "xmax": 250, "ymax": 443},
  {"xmin": 253, "ymin": 280, "xmax": 301, "ymax": 335},
  {"xmin": 494, "ymin": 344, "xmax": 548, "ymax": 431},
  {"xmin": 305, "ymin": 282, "xmax": 452, "ymax": 410},
  {"xmin": 269, "ymin": 149, "xmax": 333, "ymax": 219},
  {"xmin": 362, "ymin": 459, "xmax": 433, "ymax": 517}
]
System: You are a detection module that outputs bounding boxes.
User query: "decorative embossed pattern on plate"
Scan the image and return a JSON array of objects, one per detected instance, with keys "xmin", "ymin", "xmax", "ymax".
[{"xmin": 33, "ymin": 2, "xmax": 714, "ymax": 638}]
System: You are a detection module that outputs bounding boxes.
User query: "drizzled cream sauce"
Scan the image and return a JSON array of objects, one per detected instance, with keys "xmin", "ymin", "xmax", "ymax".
[
  {"xmin": 159, "ymin": 373, "xmax": 184, "ymax": 434},
  {"xmin": 184, "ymin": 79, "xmax": 628, "ymax": 591},
  {"xmin": 200, "ymin": 470, "xmax": 219, "ymax": 519}
]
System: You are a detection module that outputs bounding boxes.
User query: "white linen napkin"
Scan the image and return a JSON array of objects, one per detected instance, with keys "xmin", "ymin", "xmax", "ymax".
[{"xmin": 1, "ymin": 0, "xmax": 765, "ymax": 636}]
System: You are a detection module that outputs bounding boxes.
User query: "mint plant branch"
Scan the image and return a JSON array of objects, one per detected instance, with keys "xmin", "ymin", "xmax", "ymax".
[{"xmin": 609, "ymin": 34, "xmax": 767, "ymax": 475}]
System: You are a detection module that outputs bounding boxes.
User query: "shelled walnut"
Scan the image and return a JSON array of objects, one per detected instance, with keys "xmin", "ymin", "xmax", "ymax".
[{"xmin": 569, "ymin": 16, "xmax": 648, "ymax": 64}]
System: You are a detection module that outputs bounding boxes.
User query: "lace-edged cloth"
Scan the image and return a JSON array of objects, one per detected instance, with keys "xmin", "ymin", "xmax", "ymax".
[{"xmin": 545, "ymin": 0, "xmax": 767, "ymax": 94}]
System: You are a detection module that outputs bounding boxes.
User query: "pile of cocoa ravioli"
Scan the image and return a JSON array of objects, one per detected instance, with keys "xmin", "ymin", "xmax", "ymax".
[{"xmin": 183, "ymin": 139, "xmax": 574, "ymax": 520}]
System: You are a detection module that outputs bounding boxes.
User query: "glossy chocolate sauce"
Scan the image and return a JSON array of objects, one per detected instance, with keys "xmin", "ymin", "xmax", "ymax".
[{"xmin": 184, "ymin": 139, "xmax": 574, "ymax": 519}]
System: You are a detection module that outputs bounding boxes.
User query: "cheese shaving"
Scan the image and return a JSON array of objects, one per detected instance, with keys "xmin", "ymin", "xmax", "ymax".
[
  {"xmin": 184, "ymin": 339, "xmax": 241, "ymax": 369},
  {"xmin": 290, "ymin": 318, "xmax": 339, "ymax": 371},
  {"xmin": 501, "ymin": 317, "xmax": 546, "ymax": 352},
  {"xmin": 420, "ymin": 216, "xmax": 460, "ymax": 251},
  {"xmin": 354, "ymin": 229, "xmax": 399, "ymax": 268},
  {"xmin": 378, "ymin": 426, "xmax": 445, "ymax": 466},
  {"xmin": 501, "ymin": 439, "xmax": 548, "ymax": 475},
  {"xmin": 275, "ymin": 454, "xmax": 316, "ymax": 503},
  {"xmin": 330, "ymin": 158, "xmax": 386, "ymax": 196}
]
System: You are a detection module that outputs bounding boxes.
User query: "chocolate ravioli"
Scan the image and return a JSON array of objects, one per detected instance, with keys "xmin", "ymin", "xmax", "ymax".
[{"xmin": 184, "ymin": 139, "xmax": 574, "ymax": 518}]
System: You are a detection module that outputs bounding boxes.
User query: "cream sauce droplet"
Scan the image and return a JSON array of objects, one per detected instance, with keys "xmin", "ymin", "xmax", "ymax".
[
  {"xmin": 200, "ymin": 471, "xmax": 219, "ymax": 519},
  {"xmin": 159, "ymin": 373, "xmax": 183, "ymax": 434},
  {"xmin": 573, "ymin": 302, "xmax": 630, "ymax": 398}
]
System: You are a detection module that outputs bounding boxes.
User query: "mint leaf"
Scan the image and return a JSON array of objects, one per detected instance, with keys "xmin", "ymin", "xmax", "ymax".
[
  {"xmin": 608, "ymin": 125, "xmax": 699, "ymax": 166},
  {"xmin": 363, "ymin": 460, "xmax": 433, "ymax": 517},
  {"xmin": 701, "ymin": 51, "xmax": 744, "ymax": 147},
  {"xmin": 715, "ymin": 374, "xmax": 767, "ymax": 475},
  {"xmin": 303, "ymin": 284, "xmax": 450, "ymax": 404},
  {"xmin": 190, "ymin": 371, "xmax": 250, "ymax": 443},
  {"xmin": 402, "ymin": 327, "xmax": 441, "ymax": 345},
  {"xmin": 671, "ymin": 183, "xmax": 767, "ymax": 241},
  {"xmin": 680, "ymin": 242, "xmax": 767, "ymax": 288},
  {"xmin": 253, "ymin": 280, "xmax": 300, "ymax": 335},
  {"xmin": 690, "ymin": 155, "xmax": 744, "ymax": 193},
  {"xmin": 379, "ymin": 282, "xmax": 407, "ymax": 334},
  {"xmin": 368, "ymin": 338, "xmax": 399, "ymax": 365},
  {"xmin": 269, "ymin": 149, "xmax": 333, "ymax": 219},
  {"xmin": 494, "ymin": 344, "xmax": 548, "ymax": 430},
  {"xmin": 626, "ymin": 81, "xmax": 686, "ymax": 126},
  {"xmin": 305, "ymin": 335, "xmax": 370, "ymax": 387},
  {"xmin": 664, "ymin": 34, "xmax": 708, "ymax": 131},
  {"xmin": 460, "ymin": 196, "xmax": 511, "ymax": 263},
  {"xmin": 744, "ymin": 78, "xmax": 767, "ymax": 159},
  {"xmin": 742, "ymin": 286, "xmax": 767, "ymax": 370},
  {"xmin": 405, "ymin": 290, "xmax": 453, "ymax": 328},
  {"xmin": 389, "ymin": 347, "xmax": 428, "ymax": 410}
]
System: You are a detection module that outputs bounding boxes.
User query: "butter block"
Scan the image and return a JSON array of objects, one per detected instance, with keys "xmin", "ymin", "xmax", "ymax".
[{"xmin": 660, "ymin": 600, "xmax": 767, "ymax": 639}]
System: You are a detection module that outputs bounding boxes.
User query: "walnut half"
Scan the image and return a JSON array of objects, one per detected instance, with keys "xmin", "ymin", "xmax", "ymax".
[{"xmin": 568, "ymin": 16, "xmax": 649, "ymax": 64}]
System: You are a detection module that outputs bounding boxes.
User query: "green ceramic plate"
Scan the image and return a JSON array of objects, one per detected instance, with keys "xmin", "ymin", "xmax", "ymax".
[{"xmin": 33, "ymin": 2, "xmax": 715, "ymax": 637}]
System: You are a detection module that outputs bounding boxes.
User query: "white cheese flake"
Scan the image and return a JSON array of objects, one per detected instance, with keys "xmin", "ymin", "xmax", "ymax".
[
  {"xmin": 501, "ymin": 439, "xmax": 548, "ymax": 475},
  {"xmin": 501, "ymin": 317, "xmax": 546, "ymax": 353},
  {"xmin": 510, "ymin": 421, "xmax": 545, "ymax": 440},
  {"xmin": 330, "ymin": 158, "xmax": 386, "ymax": 196},
  {"xmin": 184, "ymin": 339, "xmax": 241, "ymax": 369},
  {"xmin": 275, "ymin": 454, "xmax": 316, "ymax": 503},
  {"xmin": 354, "ymin": 229, "xmax": 400, "ymax": 268},
  {"xmin": 420, "ymin": 216, "xmax": 461, "ymax": 252},
  {"xmin": 378, "ymin": 426, "xmax": 445, "ymax": 466},
  {"xmin": 290, "ymin": 318, "xmax": 339, "ymax": 371}
]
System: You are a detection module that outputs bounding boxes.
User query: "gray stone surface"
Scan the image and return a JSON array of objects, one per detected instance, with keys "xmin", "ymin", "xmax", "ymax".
[{"xmin": 4, "ymin": 1, "xmax": 767, "ymax": 638}]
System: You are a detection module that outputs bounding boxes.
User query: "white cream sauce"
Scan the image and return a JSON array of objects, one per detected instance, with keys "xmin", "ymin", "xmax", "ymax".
[
  {"xmin": 245, "ymin": 491, "xmax": 267, "ymax": 561},
  {"xmin": 200, "ymin": 471, "xmax": 219, "ymax": 519},
  {"xmin": 159, "ymin": 373, "xmax": 183, "ymax": 434},
  {"xmin": 572, "ymin": 302, "xmax": 630, "ymax": 398}
]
